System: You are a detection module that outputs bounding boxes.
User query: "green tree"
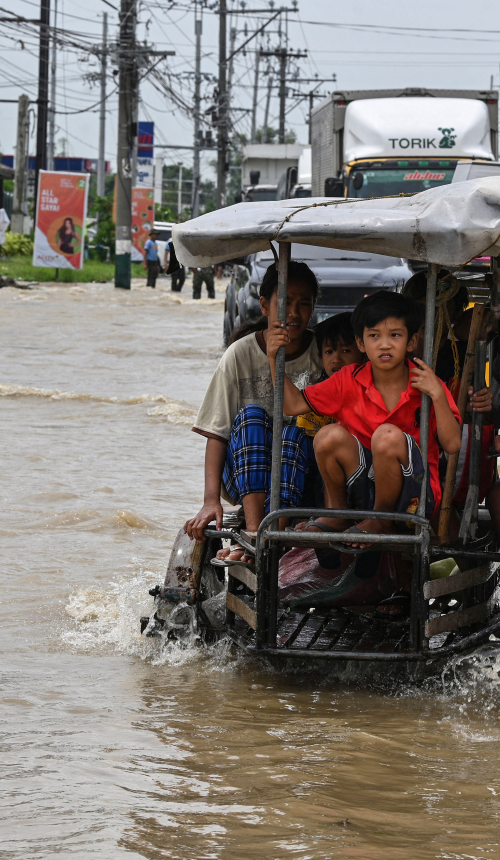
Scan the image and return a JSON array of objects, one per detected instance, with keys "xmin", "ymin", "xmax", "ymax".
[{"xmin": 92, "ymin": 196, "xmax": 115, "ymax": 260}]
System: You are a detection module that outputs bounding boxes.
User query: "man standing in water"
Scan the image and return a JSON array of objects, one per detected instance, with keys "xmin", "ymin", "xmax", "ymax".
[
  {"xmin": 143, "ymin": 229, "xmax": 160, "ymax": 288},
  {"xmin": 191, "ymin": 265, "xmax": 215, "ymax": 300}
]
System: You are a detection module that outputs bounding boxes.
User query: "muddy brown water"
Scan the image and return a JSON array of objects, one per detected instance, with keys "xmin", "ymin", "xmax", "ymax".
[{"xmin": 1, "ymin": 279, "xmax": 500, "ymax": 860}]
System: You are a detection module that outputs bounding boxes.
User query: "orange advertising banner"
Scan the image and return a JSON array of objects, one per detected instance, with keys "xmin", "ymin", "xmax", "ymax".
[
  {"xmin": 33, "ymin": 171, "xmax": 90, "ymax": 270},
  {"xmin": 131, "ymin": 187, "xmax": 155, "ymax": 262}
]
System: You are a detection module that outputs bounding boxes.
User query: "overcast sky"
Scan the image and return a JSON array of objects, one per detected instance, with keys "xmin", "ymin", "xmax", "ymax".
[{"xmin": 1, "ymin": 0, "xmax": 500, "ymax": 182}]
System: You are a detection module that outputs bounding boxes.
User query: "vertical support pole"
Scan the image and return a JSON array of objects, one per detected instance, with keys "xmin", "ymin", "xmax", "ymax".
[
  {"xmin": 35, "ymin": 0, "xmax": 51, "ymax": 212},
  {"xmin": 216, "ymin": 0, "xmax": 227, "ymax": 209},
  {"xmin": 47, "ymin": 0, "xmax": 57, "ymax": 172},
  {"xmin": 11, "ymin": 94, "xmax": 30, "ymax": 235},
  {"xmin": 416, "ymin": 262, "xmax": 438, "ymax": 651},
  {"xmin": 417, "ymin": 262, "xmax": 438, "ymax": 518},
  {"xmin": 192, "ymin": 4, "xmax": 202, "ymax": 218},
  {"xmin": 459, "ymin": 340, "xmax": 487, "ymax": 542},
  {"xmin": 115, "ymin": 0, "xmax": 136, "ymax": 289},
  {"xmin": 97, "ymin": 11, "xmax": 108, "ymax": 199},
  {"xmin": 269, "ymin": 242, "xmax": 290, "ymax": 515}
]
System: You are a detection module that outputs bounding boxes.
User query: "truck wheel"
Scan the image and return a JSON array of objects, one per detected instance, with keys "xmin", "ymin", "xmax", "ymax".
[{"xmin": 223, "ymin": 310, "xmax": 232, "ymax": 346}]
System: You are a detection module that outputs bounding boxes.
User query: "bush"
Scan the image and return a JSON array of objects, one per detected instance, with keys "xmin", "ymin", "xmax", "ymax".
[{"xmin": 1, "ymin": 232, "xmax": 33, "ymax": 257}]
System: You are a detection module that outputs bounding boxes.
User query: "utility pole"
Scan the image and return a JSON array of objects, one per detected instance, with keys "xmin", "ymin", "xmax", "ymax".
[
  {"xmin": 216, "ymin": 0, "xmax": 227, "ymax": 209},
  {"xmin": 263, "ymin": 69, "xmax": 273, "ymax": 143},
  {"xmin": 35, "ymin": 0, "xmax": 51, "ymax": 209},
  {"xmin": 47, "ymin": 0, "xmax": 57, "ymax": 171},
  {"xmin": 250, "ymin": 46, "xmax": 260, "ymax": 143},
  {"xmin": 177, "ymin": 162, "xmax": 183, "ymax": 219},
  {"xmin": 97, "ymin": 11, "xmax": 108, "ymax": 198},
  {"xmin": 11, "ymin": 94, "xmax": 30, "ymax": 234},
  {"xmin": 115, "ymin": 0, "xmax": 137, "ymax": 290},
  {"xmin": 261, "ymin": 47, "xmax": 307, "ymax": 144},
  {"xmin": 192, "ymin": 1, "xmax": 202, "ymax": 218},
  {"xmin": 288, "ymin": 76, "xmax": 336, "ymax": 143}
]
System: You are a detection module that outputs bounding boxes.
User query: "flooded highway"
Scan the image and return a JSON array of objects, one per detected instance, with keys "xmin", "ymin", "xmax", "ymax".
[{"xmin": 1, "ymin": 278, "xmax": 500, "ymax": 860}]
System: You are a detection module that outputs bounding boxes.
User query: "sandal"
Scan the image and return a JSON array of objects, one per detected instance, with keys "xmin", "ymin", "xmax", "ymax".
[
  {"xmin": 211, "ymin": 544, "xmax": 254, "ymax": 570},
  {"xmin": 300, "ymin": 518, "xmax": 341, "ymax": 571},
  {"xmin": 373, "ymin": 590, "xmax": 411, "ymax": 623},
  {"xmin": 341, "ymin": 525, "xmax": 373, "ymax": 555}
]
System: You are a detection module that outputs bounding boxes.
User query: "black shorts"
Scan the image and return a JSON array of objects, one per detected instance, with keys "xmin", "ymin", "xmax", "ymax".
[{"xmin": 346, "ymin": 433, "xmax": 435, "ymax": 520}]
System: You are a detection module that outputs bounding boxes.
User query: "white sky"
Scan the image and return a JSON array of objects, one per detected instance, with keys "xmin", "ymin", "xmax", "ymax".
[{"xmin": 1, "ymin": 0, "xmax": 500, "ymax": 182}]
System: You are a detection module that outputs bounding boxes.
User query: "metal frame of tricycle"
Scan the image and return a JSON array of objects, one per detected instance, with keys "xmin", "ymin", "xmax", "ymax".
[{"xmin": 214, "ymin": 243, "xmax": 500, "ymax": 665}]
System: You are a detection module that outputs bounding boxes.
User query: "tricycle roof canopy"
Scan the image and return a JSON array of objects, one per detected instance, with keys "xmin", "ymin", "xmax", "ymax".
[{"xmin": 173, "ymin": 176, "xmax": 500, "ymax": 269}]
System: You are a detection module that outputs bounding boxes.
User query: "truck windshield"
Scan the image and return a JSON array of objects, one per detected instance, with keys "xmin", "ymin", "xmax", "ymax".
[
  {"xmin": 245, "ymin": 188, "xmax": 277, "ymax": 202},
  {"xmin": 348, "ymin": 167, "xmax": 455, "ymax": 198}
]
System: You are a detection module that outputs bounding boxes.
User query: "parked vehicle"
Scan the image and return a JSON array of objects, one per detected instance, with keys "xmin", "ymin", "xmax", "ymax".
[
  {"xmin": 277, "ymin": 147, "xmax": 312, "ymax": 200},
  {"xmin": 223, "ymin": 243, "xmax": 412, "ymax": 343},
  {"xmin": 311, "ymin": 88, "xmax": 498, "ymax": 198}
]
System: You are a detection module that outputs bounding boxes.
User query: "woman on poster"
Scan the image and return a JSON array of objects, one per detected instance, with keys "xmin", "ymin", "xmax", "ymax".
[{"xmin": 58, "ymin": 218, "xmax": 78, "ymax": 255}]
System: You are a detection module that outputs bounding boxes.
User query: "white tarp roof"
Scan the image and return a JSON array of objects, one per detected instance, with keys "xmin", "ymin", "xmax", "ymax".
[{"xmin": 172, "ymin": 176, "xmax": 500, "ymax": 269}]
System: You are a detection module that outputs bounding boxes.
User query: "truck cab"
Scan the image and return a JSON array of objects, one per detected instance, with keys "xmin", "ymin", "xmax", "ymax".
[{"xmin": 312, "ymin": 89, "xmax": 499, "ymax": 199}]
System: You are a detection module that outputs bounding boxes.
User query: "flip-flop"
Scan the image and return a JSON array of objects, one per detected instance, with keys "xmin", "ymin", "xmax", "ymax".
[
  {"xmin": 341, "ymin": 525, "xmax": 373, "ymax": 555},
  {"xmin": 373, "ymin": 590, "xmax": 411, "ymax": 622},
  {"xmin": 211, "ymin": 557, "xmax": 255, "ymax": 570},
  {"xmin": 211, "ymin": 545, "xmax": 255, "ymax": 570},
  {"xmin": 299, "ymin": 518, "xmax": 342, "ymax": 570}
]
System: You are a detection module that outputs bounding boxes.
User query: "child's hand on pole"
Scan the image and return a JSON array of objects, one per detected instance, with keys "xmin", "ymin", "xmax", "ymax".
[
  {"xmin": 468, "ymin": 386, "xmax": 492, "ymax": 413},
  {"xmin": 266, "ymin": 320, "xmax": 290, "ymax": 360},
  {"xmin": 410, "ymin": 357, "xmax": 443, "ymax": 400}
]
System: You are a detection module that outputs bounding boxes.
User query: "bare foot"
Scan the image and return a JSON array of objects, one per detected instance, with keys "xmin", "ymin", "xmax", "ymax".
[
  {"xmin": 216, "ymin": 545, "xmax": 254, "ymax": 564},
  {"xmin": 342, "ymin": 518, "xmax": 392, "ymax": 550}
]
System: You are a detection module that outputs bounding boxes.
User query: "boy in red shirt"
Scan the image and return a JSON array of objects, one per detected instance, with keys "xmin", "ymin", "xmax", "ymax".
[{"xmin": 267, "ymin": 290, "xmax": 462, "ymax": 554}]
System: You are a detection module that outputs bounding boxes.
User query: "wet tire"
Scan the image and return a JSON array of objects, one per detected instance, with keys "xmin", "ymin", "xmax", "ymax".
[{"xmin": 223, "ymin": 310, "xmax": 232, "ymax": 346}]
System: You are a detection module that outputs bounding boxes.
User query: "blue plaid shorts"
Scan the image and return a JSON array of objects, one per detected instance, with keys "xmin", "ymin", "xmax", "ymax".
[{"xmin": 223, "ymin": 405, "xmax": 317, "ymax": 513}]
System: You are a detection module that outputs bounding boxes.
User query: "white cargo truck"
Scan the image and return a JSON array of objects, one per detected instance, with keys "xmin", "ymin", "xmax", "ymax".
[
  {"xmin": 311, "ymin": 88, "xmax": 498, "ymax": 198},
  {"xmin": 277, "ymin": 147, "xmax": 312, "ymax": 199},
  {"xmin": 240, "ymin": 143, "xmax": 306, "ymax": 202}
]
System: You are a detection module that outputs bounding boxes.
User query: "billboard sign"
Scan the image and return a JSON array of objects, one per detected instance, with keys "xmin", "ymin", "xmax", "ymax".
[
  {"xmin": 137, "ymin": 121, "xmax": 154, "ymax": 187},
  {"xmin": 131, "ymin": 186, "xmax": 155, "ymax": 262},
  {"xmin": 33, "ymin": 171, "xmax": 90, "ymax": 269}
]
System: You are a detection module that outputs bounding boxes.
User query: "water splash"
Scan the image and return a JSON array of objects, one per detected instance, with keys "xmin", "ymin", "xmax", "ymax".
[{"xmin": 62, "ymin": 568, "xmax": 236, "ymax": 670}]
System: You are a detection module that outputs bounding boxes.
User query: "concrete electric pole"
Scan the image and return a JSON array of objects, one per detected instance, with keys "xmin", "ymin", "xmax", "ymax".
[
  {"xmin": 216, "ymin": 0, "xmax": 227, "ymax": 209},
  {"xmin": 260, "ymin": 47, "xmax": 307, "ymax": 144},
  {"xmin": 35, "ymin": 0, "xmax": 51, "ymax": 209},
  {"xmin": 250, "ymin": 47, "xmax": 261, "ymax": 144},
  {"xmin": 11, "ymin": 94, "xmax": 30, "ymax": 234},
  {"xmin": 47, "ymin": 0, "xmax": 57, "ymax": 171},
  {"xmin": 115, "ymin": 0, "xmax": 137, "ymax": 290},
  {"xmin": 97, "ymin": 11, "xmax": 108, "ymax": 198},
  {"xmin": 192, "ymin": 3, "xmax": 202, "ymax": 218}
]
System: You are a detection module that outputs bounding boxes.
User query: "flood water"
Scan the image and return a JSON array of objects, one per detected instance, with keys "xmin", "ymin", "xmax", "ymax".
[{"xmin": 1, "ymin": 277, "xmax": 500, "ymax": 860}]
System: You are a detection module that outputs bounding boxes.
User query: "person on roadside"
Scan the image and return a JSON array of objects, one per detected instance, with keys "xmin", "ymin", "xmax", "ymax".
[
  {"xmin": 191, "ymin": 265, "xmax": 215, "ymax": 300},
  {"xmin": 143, "ymin": 229, "xmax": 160, "ymax": 288},
  {"xmin": 166, "ymin": 239, "xmax": 185, "ymax": 292}
]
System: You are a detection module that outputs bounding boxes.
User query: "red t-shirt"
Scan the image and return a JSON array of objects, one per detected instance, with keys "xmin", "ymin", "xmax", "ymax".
[{"xmin": 303, "ymin": 360, "xmax": 461, "ymax": 517}]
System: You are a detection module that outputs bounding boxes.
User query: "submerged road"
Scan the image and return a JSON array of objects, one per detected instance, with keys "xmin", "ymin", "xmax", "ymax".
[{"xmin": 1, "ymin": 278, "xmax": 500, "ymax": 859}]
